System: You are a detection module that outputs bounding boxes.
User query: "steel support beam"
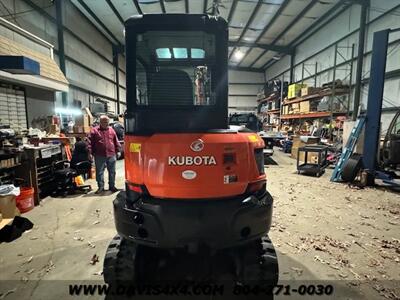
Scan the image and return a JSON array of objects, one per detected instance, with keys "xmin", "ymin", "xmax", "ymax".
[
  {"xmin": 113, "ymin": 46, "xmax": 121, "ymax": 114},
  {"xmin": 265, "ymin": 3, "xmax": 400, "ymax": 81},
  {"xmin": 55, "ymin": 0, "xmax": 67, "ymax": 107},
  {"xmin": 353, "ymin": 0, "xmax": 369, "ymax": 121},
  {"xmin": 21, "ymin": 0, "xmax": 119, "ymax": 68},
  {"xmin": 106, "ymin": 0, "xmax": 124, "ymax": 25},
  {"xmin": 227, "ymin": 0, "xmax": 239, "ymax": 24},
  {"xmin": 290, "ymin": 49, "xmax": 295, "ymax": 83},
  {"xmin": 160, "ymin": 0, "xmax": 166, "ymax": 13},
  {"xmin": 229, "ymin": 41, "xmax": 293, "ymax": 54},
  {"xmin": 132, "ymin": 0, "xmax": 143, "ymax": 15},
  {"xmin": 290, "ymin": 0, "xmax": 348, "ymax": 47},
  {"xmin": 264, "ymin": 1, "xmax": 351, "ymax": 71},
  {"xmin": 203, "ymin": 0, "xmax": 208, "ymax": 14},
  {"xmin": 260, "ymin": 0, "xmax": 319, "ymax": 70},
  {"xmin": 228, "ymin": 66, "xmax": 263, "ymax": 73},
  {"xmin": 185, "ymin": 0, "xmax": 189, "ymax": 13},
  {"xmin": 229, "ymin": 0, "xmax": 263, "ymax": 61},
  {"xmin": 76, "ymin": 0, "xmax": 121, "ymax": 46},
  {"xmin": 362, "ymin": 29, "xmax": 389, "ymax": 182},
  {"xmin": 247, "ymin": 0, "xmax": 291, "ymax": 68}
]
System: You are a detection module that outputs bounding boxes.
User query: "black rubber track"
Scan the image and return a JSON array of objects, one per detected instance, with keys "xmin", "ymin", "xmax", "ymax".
[
  {"xmin": 103, "ymin": 235, "xmax": 279, "ymax": 299},
  {"xmin": 103, "ymin": 235, "xmax": 137, "ymax": 285}
]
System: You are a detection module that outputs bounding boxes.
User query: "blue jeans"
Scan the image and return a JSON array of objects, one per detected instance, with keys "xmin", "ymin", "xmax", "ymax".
[{"xmin": 94, "ymin": 155, "xmax": 116, "ymax": 189}]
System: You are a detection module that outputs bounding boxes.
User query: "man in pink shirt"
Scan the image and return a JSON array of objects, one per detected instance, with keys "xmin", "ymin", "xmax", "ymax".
[{"xmin": 87, "ymin": 115, "xmax": 121, "ymax": 194}]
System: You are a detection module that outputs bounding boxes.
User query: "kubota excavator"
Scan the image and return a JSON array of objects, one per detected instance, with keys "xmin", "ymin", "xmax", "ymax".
[{"xmin": 103, "ymin": 13, "xmax": 278, "ymax": 288}]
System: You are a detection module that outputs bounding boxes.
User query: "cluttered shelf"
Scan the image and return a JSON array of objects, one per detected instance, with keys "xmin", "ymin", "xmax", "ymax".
[
  {"xmin": 283, "ymin": 88, "xmax": 350, "ymax": 105},
  {"xmin": 263, "ymin": 109, "xmax": 280, "ymax": 114},
  {"xmin": 257, "ymin": 94, "xmax": 280, "ymax": 104},
  {"xmin": 281, "ymin": 111, "xmax": 346, "ymax": 120},
  {"xmin": 0, "ymin": 163, "xmax": 21, "ymax": 170}
]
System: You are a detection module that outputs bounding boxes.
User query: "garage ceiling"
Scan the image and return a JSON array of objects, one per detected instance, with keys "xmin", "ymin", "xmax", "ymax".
[{"xmin": 71, "ymin": 0, "xmax": 352, "ymax": 72}]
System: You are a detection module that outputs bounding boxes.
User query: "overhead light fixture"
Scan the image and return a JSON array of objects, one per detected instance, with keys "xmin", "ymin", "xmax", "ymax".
[
  {"xmin": 234, "ymin": 49, "xmax": 244, "ymax": 60},
  {"xmin": 55, "ymin": 107, "xmax": 82, "ymax": 116},
  {"xmin": 272, "ymin": 54, "xmax": 281, "ymax": 60}
]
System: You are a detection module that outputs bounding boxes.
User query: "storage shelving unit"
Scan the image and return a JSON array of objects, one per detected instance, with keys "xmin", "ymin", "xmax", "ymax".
[
  {"xmin": 16, "ymin": 145, "xmax": 65, "ymax": 204},
  {"xmin": 266, "ymin": 43, "xmax": 355, "ymax": 138}
]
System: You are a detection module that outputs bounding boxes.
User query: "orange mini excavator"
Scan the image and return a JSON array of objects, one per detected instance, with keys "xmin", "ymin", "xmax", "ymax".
[{"xmin": 103, "ymin": 14, "xmax": 278, "ymax": 286}]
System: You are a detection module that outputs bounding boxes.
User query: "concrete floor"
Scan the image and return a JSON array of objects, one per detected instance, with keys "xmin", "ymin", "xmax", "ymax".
[{"xmin": 0, "ymin": 151, "xmax": 399, "ymax": 299}]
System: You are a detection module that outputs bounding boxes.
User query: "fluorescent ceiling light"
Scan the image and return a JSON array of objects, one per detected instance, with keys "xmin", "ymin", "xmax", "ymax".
[
  {"xmin": 234, "ymin": 50, "xmax": 244, "ymax": 60},
  {"xmin": 55, "ymin": 107, "xmax": 82, "ymax": 116}
]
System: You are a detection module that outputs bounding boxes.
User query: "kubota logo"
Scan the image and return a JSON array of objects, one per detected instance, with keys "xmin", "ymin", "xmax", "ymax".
[
  {"xmin": 168, "ymin": 156, "xmax": 217, "ymax": 166},
  {"xmin": 190, "ymin": 139, "xmax": 204, "ymax": 152}
]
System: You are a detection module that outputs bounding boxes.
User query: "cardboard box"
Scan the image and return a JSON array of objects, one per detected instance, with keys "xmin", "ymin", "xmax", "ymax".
[
  {"xmin": 283, "ymin": 105, "xmax": 289, "ymax": 115},
  {"xmin": 300, "ymin": 87, "xmax": 321, "ymax": 97},
  {"xmin": 73, "ymin": 125, "xmax": 91, "ymax": 134},
  {"xmin": 300, "ymin": 101, "xmax": 310, "ymax": 113},
  {"xmin": 288, "ymin": 84, "xmax": 307, "ymax": 99},
  {"xmin": 291, "ymin": 103, "xmax": 300, "ymax": 114},
  {"xmin": 48, "ymin": 124, "xmax": 60, "ymax": 135},
  {"xmin": 82, "ymin": 107, "xmax": 93, "ymax": 119},
  {"xmin": 291, "ymin": 136, "xmax": 320, "ymax": 159},
  {"xmin": 75, "ymin": 114, "xmax": 90, "ymax": 127},
  {"xmin": 0, "ymin": 195, "xmax": 20, "ymax": 219}
]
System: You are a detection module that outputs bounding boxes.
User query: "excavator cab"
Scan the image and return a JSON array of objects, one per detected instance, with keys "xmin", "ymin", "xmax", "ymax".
[{"xmin": 125, "ymin": 14, "xmax": 228, "ymax": 134}]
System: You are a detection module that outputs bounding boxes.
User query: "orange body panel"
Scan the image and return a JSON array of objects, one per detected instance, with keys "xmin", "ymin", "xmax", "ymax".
[{"xmin": 125, "ymin": 132, "xmax": 265, "ymax": 199}]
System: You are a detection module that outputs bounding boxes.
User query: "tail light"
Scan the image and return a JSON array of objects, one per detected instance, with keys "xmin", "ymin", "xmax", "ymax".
[
  {"xmin": 126, "ymin": 182, "xmax": 147, "ymax": 203},
  {"xmin": 127, "ymin": 183, "xmax": 143, "ymax": 193},
  {"xmin": 246, "ymin": 180, "xmax": 266, "ymax": 194},
  {"xmin": 254, "ymin": 148, "xmax": 265, "ymax": 175}
]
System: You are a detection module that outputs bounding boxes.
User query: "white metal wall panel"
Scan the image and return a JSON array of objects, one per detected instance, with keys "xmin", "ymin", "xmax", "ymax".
[
  {"xmin": 65, "ymin": 1, "xmax": 113, "ymax": 61},
  {"xmin": 229, "ymin": 84, "xmax": 261, "ymax": 95},
  {"xmin": 228, "ymin": 70, "xmax": 264, "ymax": 83},
  {"xmin": 64, "ymin": 32, "xmax": 115, "ymax": 81}
]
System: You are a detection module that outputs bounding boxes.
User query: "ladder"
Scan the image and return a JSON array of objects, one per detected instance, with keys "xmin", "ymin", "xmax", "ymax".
[{"xmin": 331, "ymin": 117, "xmax": 366, "ymax": 182}]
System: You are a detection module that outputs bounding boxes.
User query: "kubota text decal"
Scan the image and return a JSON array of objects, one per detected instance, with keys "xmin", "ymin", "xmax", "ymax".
[{"xmin": 168, "ymin": 156, "xmax": 217, "ymax": 166}]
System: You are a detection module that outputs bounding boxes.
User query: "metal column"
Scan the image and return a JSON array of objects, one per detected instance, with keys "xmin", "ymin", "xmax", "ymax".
[
  {"xmin": 55, "ymin": 0, "xmax": 67, "ymax": 107},
  {"xmin": 352, "ymin": 0, "xmax": 369, "ymax": 121},
  {"xmin": 347, "ymin": 44, "xmax": 355, "ymax": 117},
  {"xmin": 290, "ymin": 49, "xmax": 295, "ymax": 83},
  {"xmin": 329, "ymin": 44, "xmax": 338, "ymax": 140},
  {"xmin": 362, "ymin": 29, "xmax": 389, "ymax": 180},
  {"xmin": 113, "ymin": 46, "xmax": 120, "ymax": 115}
]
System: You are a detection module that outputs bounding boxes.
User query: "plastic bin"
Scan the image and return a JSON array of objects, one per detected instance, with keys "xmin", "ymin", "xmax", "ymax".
[{"xmin": 16, "ymin": 187, "xmax": 35, "ymax": 213}]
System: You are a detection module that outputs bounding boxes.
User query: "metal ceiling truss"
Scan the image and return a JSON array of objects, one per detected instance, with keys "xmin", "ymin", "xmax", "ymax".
[
  {"xmin": 227, "ymin": 0, "xmax": 239, "ymax": 24},
  {"xmin": 228, "ymin": 0, "xmax": 264, "ymax": 61},
  {"xmin": 185, "ymin": 0, "xmax": 189, "ymax": 13},
  {"xmin": 105, "ymin": 0, "xmax": 124, "ymax": 25},
  {"xmin": 76, "ymin": 0, "xmax": 121, "ymax": 46},
  {"xmin": 229, "ymin": 65, "xmax": 263, "ymax": 73},
  {"xmin": 229, "ymin": 41, "xmax": 293, "ymax": 54},
  {"xmin": 289, "ymin": 0, "xmax": 349, "ymax": 47},
  {"xmin": 259, "ymin": 0, "xmax": 319, "ymax": 70},
  {"xmin": 203, "ymin": 0, "xmax": 209, "ymax": 14},
  {"xmin": 245, "ymin": 0, "xmax": 291, "ymax": 68},
  {"xmin": 132, "ymin": 0, "xmax": 143, "ymax": 15},
  {"xmin": 263, "ymin": 0, "xmax": 352, "ymax": 70},
  {"xmin": 160, "ymin": 0, "xmax": 166, "ymax": 13}
]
